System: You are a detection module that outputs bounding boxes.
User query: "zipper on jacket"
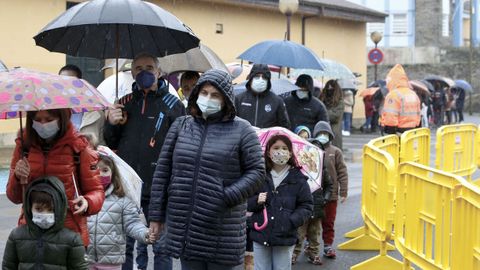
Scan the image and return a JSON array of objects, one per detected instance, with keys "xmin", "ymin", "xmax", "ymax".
[
  {"xmin": 141, "ymin": 95, "xmax": 147, "ymax": 115},
  {"xmin": 254, "ymin": 96, "xmax": 259, "ymax": 126},
  {"xmin": 183, "ymin": 123, "xmax": 209, "ymax": 252}
]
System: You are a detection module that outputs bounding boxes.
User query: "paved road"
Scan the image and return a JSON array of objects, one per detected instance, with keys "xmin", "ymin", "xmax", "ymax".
[{"xmin": 0, "ymin": 114, "xmax": 479, "ymax": 269}]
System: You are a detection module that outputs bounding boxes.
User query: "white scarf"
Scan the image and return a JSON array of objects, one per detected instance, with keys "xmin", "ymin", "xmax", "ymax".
[{"xmin": 270, "ymin": 165, "xmax": 291, "ymax": 189}]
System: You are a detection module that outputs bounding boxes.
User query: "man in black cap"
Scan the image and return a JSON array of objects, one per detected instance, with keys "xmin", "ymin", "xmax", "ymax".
[{"xmin": 235, "ymin": 64, "xmax": 290, "ymax": 128}]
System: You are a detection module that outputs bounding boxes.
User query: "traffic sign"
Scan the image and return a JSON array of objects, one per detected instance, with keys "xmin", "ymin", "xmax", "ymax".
[{"xmin": 368, "ymin": 48, "xmax": 383, "ymax": 65}]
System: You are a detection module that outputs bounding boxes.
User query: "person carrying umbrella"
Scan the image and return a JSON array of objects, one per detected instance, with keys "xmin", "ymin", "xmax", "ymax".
[
  {"xmin": 104, "ymin": 53, "xmax": 185, "ymax": 270},
  {"xmin": 381, "ymin": 64, "xmax": 421, "ymax": 134},
  {"xmin": 284, "ymin": 74, "xmax": 329, "ymax": 134},
  {"xmin": 234, "ymin": 64, "xmax": 290, "ymax": 129}
]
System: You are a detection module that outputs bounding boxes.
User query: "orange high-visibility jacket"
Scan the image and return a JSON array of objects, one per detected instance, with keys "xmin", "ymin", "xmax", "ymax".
[{"xmin": 382, "ymin": 87, "xmax": 421, "ymax": 129}]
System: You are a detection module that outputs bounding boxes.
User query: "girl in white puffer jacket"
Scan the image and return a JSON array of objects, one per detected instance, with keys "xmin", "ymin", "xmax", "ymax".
[{"xmin": 86, "ymin": 154, "xmax": 151, "ymax": 270}]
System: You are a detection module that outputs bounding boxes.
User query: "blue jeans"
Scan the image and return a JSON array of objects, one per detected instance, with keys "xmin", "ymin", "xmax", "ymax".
[
  {"xmin": 253, "ymin": 242, "xmax": 295, "ymax": 270},
  {"xmin": 343, "ymin": 112, "xmax": 352, "ymax": 132},
  {"xmin": 122, "ymin": 200, "xmax": 172, "ymax": 270},
  {"xmin": 180, "ymin": 259, "xmax": 243, "ymax": 270}
]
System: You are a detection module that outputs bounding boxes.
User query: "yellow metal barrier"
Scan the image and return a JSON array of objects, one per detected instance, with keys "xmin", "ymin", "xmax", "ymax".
[
  {"xmin": 395, "ymin": 162, "xmax": 467, "ymax": 270},
  {"xmin": 435, "ymin": 124, "xmax": 477, "ymax": 181},
  {"xmin": 400, "ymin": 128, "xmax": 430, "ymax": 165},
  {"xmin": 343, "ymin": 135, "xmax": 400, "ymax": 241},
  {"xmin": 451, "ymin": 181, "xmax": 480, "ymax": 270},
  {"xmin": 340, "ymin": 142, "xmax": 402, "ymax": 270}
]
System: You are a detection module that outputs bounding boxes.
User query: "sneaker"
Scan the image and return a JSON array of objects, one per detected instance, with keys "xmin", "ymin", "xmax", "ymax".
[
  {"xmin": 323, "ymin": 246, "xmax": 336, "ymax": 259},
  {"xmin": 345, "ymin": 131, "xmax": 350, "ymax": 136}
]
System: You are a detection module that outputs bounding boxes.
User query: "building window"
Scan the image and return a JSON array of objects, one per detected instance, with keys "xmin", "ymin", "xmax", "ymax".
[
  {"xmin": 392, "ymin": 13, "xmax": 408, "ymax": 35},
  {"xmin": 442, "ymin": 14, "xmax": 449, "ymax": 37},
  {"xmin": 216, "ymin": 23, "xmax": 223, "ymax": 34}
]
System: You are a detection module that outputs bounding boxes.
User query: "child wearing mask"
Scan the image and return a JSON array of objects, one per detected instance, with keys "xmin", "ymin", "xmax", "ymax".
[
  {"xmin": 294, "ymin": 125, "xmax": 311, "ymax": 140},
  {"xmin": 311, "ymin": 121, "xmax": 348, "ymax": 259},
  {"xmin": 86, "ymin": 153, "xmax": 153, "ymax": 270},
  {"xmin": 248, "ymin": 134, "xmax": 313, "ymax": 270},
  {"xmin": 3, "ymin": 176, "xmax": 88, "ymax": 269}
]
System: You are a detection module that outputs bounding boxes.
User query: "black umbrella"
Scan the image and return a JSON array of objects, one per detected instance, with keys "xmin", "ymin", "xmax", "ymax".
[
  {"xmin": 424, "ymin": 75, "xmax": 454, "ymax": 89},
  {"xmin": 34, "ymin": 0, "xmax": 200, "ymax": 99}
]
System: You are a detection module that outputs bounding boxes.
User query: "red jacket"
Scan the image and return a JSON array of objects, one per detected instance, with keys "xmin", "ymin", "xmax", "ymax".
[{"xmin": 7, "ymin": 124, "xmax": 104, "ymax": 246}]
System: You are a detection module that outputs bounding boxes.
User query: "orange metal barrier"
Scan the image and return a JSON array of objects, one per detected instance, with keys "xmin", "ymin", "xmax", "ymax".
[
  {"xmin": 435, "ymin": 124, "xmax": 477, "ymax": 181},
  {"xmin": 400, "ymin": 128, "xmax": 430, "ymax": 165},
  {"xmin": 395, "ymin": 162, "xmax": 467, "ymax": 270},
  {"xmin": 340, "ymin": 141, "xmax": 402, "ymax": 269}
]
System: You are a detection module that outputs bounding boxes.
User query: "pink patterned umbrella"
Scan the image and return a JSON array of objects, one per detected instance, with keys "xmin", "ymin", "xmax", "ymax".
[
  {"xmin": 0, "ymin": 68, "xmax": 111, "ymax": 119},
  {"xmin": 256, "ymin": 127, "xmax": 324, "ymax": 193}
]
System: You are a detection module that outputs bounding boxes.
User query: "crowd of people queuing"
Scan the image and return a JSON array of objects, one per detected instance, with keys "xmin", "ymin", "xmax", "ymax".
[{"xmin": 3, "ymin": 53, "xmax": 354, "ymax": 270}]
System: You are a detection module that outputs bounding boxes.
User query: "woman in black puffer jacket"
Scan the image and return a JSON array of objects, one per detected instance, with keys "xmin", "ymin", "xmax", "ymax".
[
  {"xmin": 248, "ymin": 134, "xmax": 313, "ymax": 270},
  {"xmin": 148, "ymin": 69, "xmax": 266, "ymax": 269}
]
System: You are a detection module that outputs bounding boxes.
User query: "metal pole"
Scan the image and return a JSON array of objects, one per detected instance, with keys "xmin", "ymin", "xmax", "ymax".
[
  {"xmin": 374, "ymin": 43, "xmax": 378, "ymax": 81},
  {"xmin": 287, "ymin": 13, "xmax": 291, "ymax": 41},
  {"xmin": 469, "ymin": 0, "xmax": 474, "ymax": 115}
]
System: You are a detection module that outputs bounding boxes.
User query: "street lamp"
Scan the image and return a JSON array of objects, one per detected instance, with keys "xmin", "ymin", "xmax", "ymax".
[
  {"xmin": 370, "ymin": 31, "xmax": 383, "ymax": 81},
  {"xmin": 279, "ymin": 0, "xmax": 299, "ymax": 41}
]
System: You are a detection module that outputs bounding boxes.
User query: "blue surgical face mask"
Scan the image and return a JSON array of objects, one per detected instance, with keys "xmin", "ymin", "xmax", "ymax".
[
  {"xmin": 196, "ymin": 95, "xmax": 222, "ymax": 118},
  {"xmin": 251, "ymin": 77, "xmax": 268, "ymax": 93},
  {"xmin": 32, "ymin": 120, "xmax": 59, "ymax": 140},
  {"xmin": 316, "ymin": 134, "xmax": 330, "ymax": 144},
  {"xmin": 135, "ymin": 70, "xmax": 157, "ymax": 90}
]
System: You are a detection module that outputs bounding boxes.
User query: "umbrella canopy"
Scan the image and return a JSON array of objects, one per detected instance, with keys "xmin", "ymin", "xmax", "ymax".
[
  {"xmin": 0, "ymin": 60, "xmax": 7, "ymax": 72},
  {"xmin": 368, "ymin": 79, "xmax": 386, "ymax": 88},
  {"xmin": 409, "ymin": 80, "xmax": 430, "ymax": 96},
  {"xmin": 102, "ymin": 44, "xmax": 228, "ymax": 74},
  {"xmin": 0, "ymin": 68, "xmax": 111, "ymax": 118},
  {"xmin": 357, "ymin": 87, "xmax": 379, "ymax": 97},
  {"xmin": 34, "ymin": 0, "xmax": 199, "ymax": 59},
  {"xmin": 234, "ymin": 79, "xmax": 299, "ymax": 96},
  {"xmin": 453, "ymin": 79, "xmax": 473, "ymax": 93},
  {"xmin": 424, "ymin": 75, "xmax": 454, "ymax": 88},
  {"xmin": 337, "ymin": 78, "xmax": 359, "ymax": 90},
  {"xmin": 256, "ymin": 127, "xmax": 324, "ymax": 193},
  {"xmin": 226, "ymin": 63, "xmax": 287, "ymax": 84},
  {"xmin": 291, "ymin": 59, "xmax": 354, "ymax": 79},
  {"xmin": 238, "ymin": 40, "xmax": 325, "ymax": 70},
  {"xmin": 420, "ymin": 79, "xmax": 435, "ymax": 92}
]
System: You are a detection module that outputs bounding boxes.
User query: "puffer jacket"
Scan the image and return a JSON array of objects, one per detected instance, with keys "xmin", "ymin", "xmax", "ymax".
[
  {"xmin": 149, "ymin": 69, "xmax": 266, "ymax": 266},
  {"xmin": 7, "ymin": 124, "xmax": 104, "ymax": 246},
  {"xmin": 248, "ymin": 168, "xmax": 313, "ymax": 246},
  {"xmin": 104, "ymin": 79, "xmax": 185, "ymax": 201},
  {"xmin": 87, "ymin": 185, "xmax": 148, "ymax": 264},
  {"xmin": 235, "ymin": 64, "xmax": 290, "ymax": 128},
  {"xmin": 2, "ymin": 176, "xmax": 88, "ymax": 270},
  {"xmin": 284, "ymin": 91, "xmax": 329, "ymax": 132}
]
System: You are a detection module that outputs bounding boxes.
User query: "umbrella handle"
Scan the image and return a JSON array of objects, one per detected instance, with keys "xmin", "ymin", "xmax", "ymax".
[{"xmin": 254, "ymin": 207, "xmax": 268, "ymax": 231}]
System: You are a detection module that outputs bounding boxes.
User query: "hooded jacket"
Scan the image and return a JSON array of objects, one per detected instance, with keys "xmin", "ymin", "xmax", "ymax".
[
  {"xmin": 248, "ymin": 167, "xmax": 313, "ymax": 246},
  {"xmin": 149, "ymin": 69, "xmax": 266, "ymax": 266},
  {"xmin": 235, "ymin": 64, "xmax": 290, "ymax": 129},
  {"xmin": 382, "ymin": 64, "xmax": 421, "ymax": 134},
  {"xmin": 104, "ymin": 79, "xmax": 185, "ymax": 201},
  {"xmin": 7, "ymin": 124, "xmax": 104, "ymax": 246},
  {"xmin": 284, "ymin": 90, "xmax": 329, "ymax": 133},
  {"xmin": 87, "ymin": 185, "xmax": 148, "ymax": 264},
  {"xmin": 3, "ymin": 177, "xmax": 88, "ymax": 270}
]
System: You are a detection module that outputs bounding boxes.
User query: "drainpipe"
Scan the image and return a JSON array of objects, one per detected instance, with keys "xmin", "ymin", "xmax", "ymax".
[{"xmin": 301, "ymin": 15, "xmax": 316, "ymax": 45}]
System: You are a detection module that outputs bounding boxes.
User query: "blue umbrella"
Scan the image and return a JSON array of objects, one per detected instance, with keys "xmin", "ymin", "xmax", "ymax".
[
  {"xmin": 238, "ymin": 40, "xmax": 325, "ymax": 70},
  {"xmin": 234, "ymin": 79, "xmax": 299, "ymax": 96},
  {"xmin": 453, "ymin": 79, "xmax": 473, "ymax": 93}
]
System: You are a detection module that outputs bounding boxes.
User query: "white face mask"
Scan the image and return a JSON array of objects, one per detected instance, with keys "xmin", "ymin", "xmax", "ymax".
[
  {"xmin": 196, "ymin": 95, "xmax": 222, "ymax": 118},
  {"xmin": 32, "ymin": 120, "xmax": 60, "ymax": 139},
  {"xmin": 316, "ymin": 134, "xmax": 330, "ymax": 145},
  {"xmin": 271, "ymin": 149, "xmax": 291, "ymax": 165},
  {"xmin": 32, "ymin": 211, "xmax": 55, "ymax": 230},
  {"xmin": 296, "ymin": 90, "xmax": 310, "ymax": 99},
  {"xmin": 251, "ymin": 78, "xmax": 268, "ymax": 93}
]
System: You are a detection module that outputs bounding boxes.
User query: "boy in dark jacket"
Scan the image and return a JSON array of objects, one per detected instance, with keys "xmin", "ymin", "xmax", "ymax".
[
  {"xmin": 2, "ymin": 176, "xmax": 88, "ymax": 270},
  {"xmin": 310, "ymin": 121, "xmax": 348, "ymax": 259},
  {"xmin": 292, "ymin": 123, "xmax": 333, "ymax": 265}
]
